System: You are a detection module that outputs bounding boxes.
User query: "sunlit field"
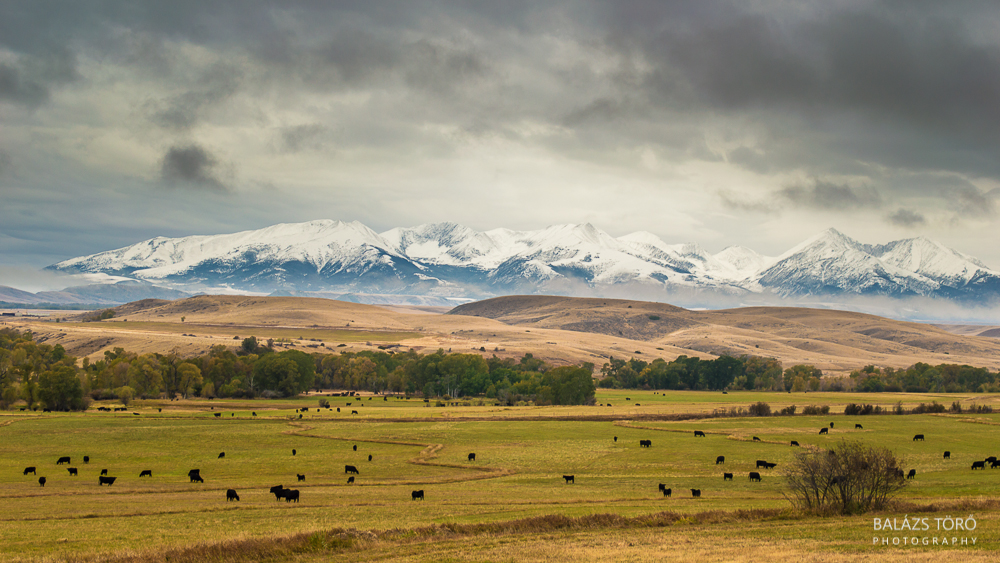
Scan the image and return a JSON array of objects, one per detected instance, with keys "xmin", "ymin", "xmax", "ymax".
[{"xmin": 3, "ymin": 389, "xmax": 999, "ymax": 562}]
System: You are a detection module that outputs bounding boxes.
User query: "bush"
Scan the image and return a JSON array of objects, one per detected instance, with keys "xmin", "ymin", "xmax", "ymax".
[
  {"xmin": 748, "ymin": 402, "xmax": 771, "ymax": 416},
  {"xmin": 318, "ymin": 398, "xmax": 330, "ymax": 408},
  {"xmin": 844, "ymin": 403, "xmax": 880, "ymax": 416},
  {"xmin": 912, "ymin": 401, "xmax": 946, "ymax": 414},
  {"xmin": 779, "ymin": 405, "xmax": 797, "ymax": 415},
  {"xmin": 801, "ymin": 405, "xmax": 829, "ymax": 415},
  {"xmin": 785, "ymin": 440, "xmax": 907, "ymax": 515},
  {"xmin": 950, "ymin": 401, "xmax": 962, "ymax": 413}
]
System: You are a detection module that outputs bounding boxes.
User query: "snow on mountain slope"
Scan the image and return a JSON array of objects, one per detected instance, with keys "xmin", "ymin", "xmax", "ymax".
[{"xmin": 872, "ymin": 236, "xmax": 997, "ymax": 287}]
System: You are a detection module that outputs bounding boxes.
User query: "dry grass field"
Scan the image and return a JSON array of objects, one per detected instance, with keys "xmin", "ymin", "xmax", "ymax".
[{"xmin": 7, "ymin": 294, "xmax": 1000, "ymax": 375}]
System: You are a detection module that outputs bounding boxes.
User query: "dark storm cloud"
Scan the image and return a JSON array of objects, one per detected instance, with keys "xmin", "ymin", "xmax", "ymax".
[
  {"xmin": 160, "ymin": 145, "xmax": 226, "ymax": 191},
  {"xmin": 778, "ymin": 180, "xmax": 882, "ymax": 211},
  {"xmin": 886, "ymin": 208, "xmax": 926, "ymax": 228},
  {"xmin": 0, "ymin": 48, "xmax": 78, "ymax": 108},
  {"xmin": 147, "ymin": 63, "xmax": 243, "ymax": 130},
  {"xmin": 279, "ymin": 124, "xmax": 327, "ymax": 153}
]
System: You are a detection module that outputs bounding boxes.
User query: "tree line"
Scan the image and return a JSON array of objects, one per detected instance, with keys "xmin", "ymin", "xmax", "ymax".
[{"xmin": 0, "ymin": 329, "xmax": 594, "ymax": 410}]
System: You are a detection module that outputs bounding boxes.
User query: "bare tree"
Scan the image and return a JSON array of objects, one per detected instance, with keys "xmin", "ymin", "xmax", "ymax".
[{"xmin": 785, "ymin": 440, "xmax": 906, "ymax": 515}]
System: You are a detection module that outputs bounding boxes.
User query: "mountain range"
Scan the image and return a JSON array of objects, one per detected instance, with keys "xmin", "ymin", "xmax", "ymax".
[{"xmin": 42, "ymin": 220, "xmax": 1000, "ymax": 309}]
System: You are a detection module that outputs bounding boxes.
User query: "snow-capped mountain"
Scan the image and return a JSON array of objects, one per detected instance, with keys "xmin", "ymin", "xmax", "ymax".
[{"xmin": 47, "ymin": 221, "xmax": 1000, "ymax": 304}]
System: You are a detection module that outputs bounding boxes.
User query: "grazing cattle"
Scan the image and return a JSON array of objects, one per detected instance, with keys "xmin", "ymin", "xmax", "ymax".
[
  {"xmin": 269, "ymin": 485, "xmax": 285, "ymax": 500},
  {"xmin": 284, "ymin": 489, "xmax": 300, "ymax": 502},
  {"xmin": 67, "ymin": 467, "xmax": 78, "ymax": 476},
  {"xmin": 639, "ymin": 439, "xmax": 652, "ymax": 448},
  {"xmin": 368, "ymin": 454, "xmax": 373, "ymax": 462},
  {"xmin": 790, "ymin": 441, "xmax": 799, "ymax": 446},
  {"xmin": 856, "ymin": 424, "xmax": 864, "ymax": 430},
  {"xmin": 971, "ymin": 461, "xmax": 985, "ymax": 470},
  {"xmin": 716, "ymin": 456, "xmax": 725, "ymax": 465},
  {"xmin": 297, "ymin": 474, "xmax": 305, "ymax": 482},
  {"xmin": 352, "ymin": 410, "xmax": 358, "ymax": 415},
  {"xmin": 100, "ymin": 469, "xmax": 108, "ymax": 476},
  {"xmin": 56, "ymin": 456, "xmax": 71, "ymax": 465},
  {"xmin": 991, "ymin": 460, "xmax": 1000, "ymax": 469},
  {"xmin": 214, "ymin": 413, "xmax": 221, "ymax": 418},
  {"xmin": 218, "ymin": 452, "xmax": 225, "ymax": 459},
  {"xmin": 347, "ymin": 476, "xmax": 355, "ymax": 484},
  {"xmin": 658, "ymin": 483, "xmax": 666, "ymax": 491},
  {"xmin": 411, "ymin": 490, "xmax": 424, "ymax": 501},
  {"xmin": 99, "ymin": 476, "xmax": 116, "ymax": 486},
  {"xmin": 252, "ymin": 412, "xmax": 257, "ymax": 417},
  {"xmin": 691, "ymin": 489, "xmax": 701, "ymax": 497},
  {"xmin": 83, "ymin": 456, "xmax": 90, "ymax": 463},
  {"xmin": 749, "ymin": 472, "xmax": 761, "ymax": 482},
  {"xmin": 139, "ymin": 470, "xmax": 152, "ymax": 477},
  {"xmin": 353, "ymin": 445, "xmax": 357, "ymax": 452},
  {"xmin": 468, "ymin": 453, "xmax": 476, "ymax": 462},
  {"xmin": 723, "ymin": 473, "xmax": 733, "ymax": 481},
  {"xmin": 292, "ymin": 449, "xmax": 296, "ymax": 456},
  {"xmin": 662, "ymin": 487, "xmax": 672, "ymax": 497},
  {"xmin": 830, "ymin": 422, "xmax": 834, "ymax": 428},
  {"xmin": 613, "ymin": 436, "xmax": 617, "ymax": 442},
  {"xmin": 986, "ymin": 456, "xmax": 998, "ymax": 463},
  {"xmin": 563, "ymin": 475, "xmax": 575, "ymax": 484},
  {"xmin": 753, "ymin": 436, "xmax": 761, "ymax": 442},
  {"xmin": 337, "ymin": 408, "xmax": 340, "ymax": 412},
  {"xmin": 818, "ymin": 428, "xmax": 828, "ymax": 435},
  {"xmin": 226, "ymin": 489, "xmax": 240, "ymax": 502},
  {"xmin": 764, "ymin": 462, "xmax": 777, "ymax": 469},
  {"xmin": 913, "ymin": 434, "xmax": 924, "ymax": 441},
  {"xmin": 943, "ymin": 451, "xmax": 950, "ymax": 459},
  {"xmin": 188, "ymin": 469, "xmax": 203, "ymax": 483},
  {"xmin": 907, "ymin": 469, "xmax": 916, "ymax": 479},
  {"xmin": 345, "ymin": 465, "xmax": 359, "ymax": 475},
  {"xmin": 756, "ymin": 460, "xmax": 768, "ymax": 469},
  {"xmin": 23, "ymin": 467, "xmax": 36, "ymax": 476},
  {"xmin": 39, "ymin": 477, "xmax": 46, "ymax": 487},
  {"xmin": 346, "ymin": 403, "xmax": 352, "ymax": 406},
  {"xmin": 694, "ymin": 431, "xmax": 705, "ymax": 437},
  {"xmin": 895, "ymin": 469, "xmax": 905, "ymax": 478}
]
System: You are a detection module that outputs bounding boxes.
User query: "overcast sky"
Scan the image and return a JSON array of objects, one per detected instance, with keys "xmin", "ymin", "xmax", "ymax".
[{"xmin": 3, "ymin": 0, "xmax": 1000, "ymax": 275}]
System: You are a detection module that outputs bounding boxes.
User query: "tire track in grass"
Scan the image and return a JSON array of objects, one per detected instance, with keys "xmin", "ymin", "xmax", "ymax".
[{"xmin": 283, "ymin": 421, "xmax": 515, "ymax": 485}]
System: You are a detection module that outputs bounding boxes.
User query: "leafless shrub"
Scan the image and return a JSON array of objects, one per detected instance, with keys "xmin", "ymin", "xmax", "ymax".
[{"xmin": 785, "ymin": 440, "xmax": 906, "ymax": 515}]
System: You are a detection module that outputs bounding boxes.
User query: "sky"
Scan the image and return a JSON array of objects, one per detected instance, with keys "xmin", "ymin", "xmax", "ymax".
[{"xmin": 3, "ymin": 0, "xmax": 1000, "ymax": 278}]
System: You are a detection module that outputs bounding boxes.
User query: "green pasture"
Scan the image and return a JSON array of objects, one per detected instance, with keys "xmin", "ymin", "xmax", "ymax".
[{"xmin": 2, "ymin": 391, "xmax": 1000, "ymax": 561}]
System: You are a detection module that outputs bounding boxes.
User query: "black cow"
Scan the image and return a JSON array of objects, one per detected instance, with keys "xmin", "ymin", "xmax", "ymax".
[
  {"xmin": 347, "ymin": 476, "xmax": 355, "ymax": 484},
  {"xmin": 368, "ymin": 454, "xmax": 373, "ymax": 462},
  {"xmin": 23, "ymin": 467, "xmax": 35, "ymax": 476},
  {"xmin": 753, "ymin": 436, "xmax": 761, "ymax": 442},
  {"xmin": 100, "ymin": 469, "xmax": 108, "ymax": 476},
  {"xmin": 662, "ymin": 488, "xmax": 671, "ymax": 497},
  {"xmin": 218, "ymin": 452, "xmax": 225, "ymax": 459},
  {"xmin": 943, "ymin": 451, "xmax": 950, "ymax": 459},
  {"xmin": 829, "ymin": 422, "xmax": 834, "ymax": 428},
  {"xmin": 139, "ymin": 470, "xmax": 152, "ymax": 477},
  {"xmin": 284, "ymin": 489, "xmax": 300, "ymax": 502},
  {"xmin": 252, "ymin": 412, "xmax": 257, "ymax": 417},
  {"xmin": 639, "ymin": 439, "xmax": 651, "ymax": 448},
  {"xmin": 716, "ymin": 456, "xmax": 725, "ymax": 464},
  {"xmin": 907, "ymin": 469, "xmax": 916, "ymax": 479},
  {"xmin": 39, "ymin": 477, "xmax": 46, "ymax": 487},
  {"xmin": 818, "ymin": 428, "xmax": 828, "ymax": 435},
  {"xmin": 292, "ymin": 449, "xmax": 296, "ymax": 456},
  {"xmin": 563, "ymin": 475, "xmax": 575, "ymax": 484},
  {"xmin": 99, "ymin": 476, "xmax": 116, "ymax": 486},
  {"xmin": 337, "ymin": 408, "xmax": 340, "ymax": 412},
  {"xmin": 749, "ymin": 472, "xmax": 761, "ymax": 482},
  {"xmin": 468, "ymin": 453, "xmax": 476, "ymax": 462},
  {"xmin": 913, "ymin": 434, "xmax": 925, "ymax": 441},
  {"xmin": 411, "ymin": 490, "xmax": 424, "ymax": 501},
  {"xmin": 971, "ymin": 461, "xmax": 985, "ymax": 470},
  {"xmin": 226, "ymin": 489, "xmax": 240, "ymax": 501},
  {"xmin": 83, "ymin": 456, "xmax": 90, "ymax": 463},
  {"xmin": 756, "ymin": 460, "xmax": 768, "ymax": 469},
  {"xmin": 658, "ymin": 483, "xmax": 666, "ymax": 491},
  {"xmin": 67, "ymin": 467, "xmax": 78, "ymax": 476},
  {"xmin": 691, "ymin": 489, "xmax": 701, "ymax": 497},
  {"xmin": 986, "ymin": 456, "xmax": 997, "ymax": 463},
  {"xmin": 694, "ymin": 431, "xmax": 705, "ymax": 437},
  {"xmin": 351, "ymin": 410, "xmax": 358, "ymax": 414},
  {"xmin": 56, "ymin": 456, "xmax": 71, "ymax": 465},
  {"xmin": 188, "ymin": 469, "xmax": 203, "ymax": 483},
  {"xmin": 345, "ymin": 465, "xmax": 359, "ymax": 475},
  {"xmin": 353, "ymin": 445, "xmax": 357, "ymax": 452},
  {"xmin": 214, "ymin": 413, "xmax": 221, "ymax": 418},
  {"xmin": 270, "ymin": 485, "xmax": 285, "ymax": 499},
  {"xmin": 723, "ymin": 473, "xmax": 733, "ymax": 481},
  {"xmin": 297, "ymin": 474, "xmax": 305, "ymax": 482},
  {"xmin": 991, "ymin": 460, "xmax": 1000, "ymax": 469},
  {"xmin": 855, "ymin": 424, "xmax": 863, "ymax": 429},
  {"xmin": 613, "ymin": 436, "xmax": 617, "ymax": 442},
  {"xmin": 764, "ymin": 462, "xmax": 777, "ymax": 469},
  {"xmin": 790, "ymin": 441, "xmax": 799, "ymax": 446}
]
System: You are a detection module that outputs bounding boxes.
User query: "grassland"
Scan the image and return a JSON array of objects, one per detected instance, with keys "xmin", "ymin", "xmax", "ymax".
[{"xmin": 3, "ymin": 390, "xmax": 1000, "ymax": 562}]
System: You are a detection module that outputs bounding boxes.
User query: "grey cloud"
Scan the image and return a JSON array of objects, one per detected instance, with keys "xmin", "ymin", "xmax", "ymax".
[
  {"xmin": 160, "ymin": 144, "xmax": 227, "ymax": 190},
  {"xmin": 717, "ymin": 190, "xmax": 780, "ymax": 215},
  {"xmin": 885, "ymin": 208, "xmax": 926, "ymax": 228},
  {"xmin": 778, "ymin": 180, "xmax": 882, "ymax": 211},
  {"xmin": 279, "ymin": 124, "xmax": 327, "ymax": 153},
  {"xmin": 948, "ymin": 185, "xmax": 995, "ymax": 218},
  {"xmin": 0, "ymin": 49, "xmax": 78, "ymax": 108},
  {"xmin": 148, "ymin": 63, "xmax": 243, "ymax": 130}
]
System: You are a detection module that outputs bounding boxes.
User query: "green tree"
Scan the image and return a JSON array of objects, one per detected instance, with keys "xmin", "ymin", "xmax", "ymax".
[
  {"xmin": 38, "ymin": 366, "xmax": 86, "ymax": 411},
  {"xmin": 175, "ymin": 362, "xmax": 203, "ymax": 399}
]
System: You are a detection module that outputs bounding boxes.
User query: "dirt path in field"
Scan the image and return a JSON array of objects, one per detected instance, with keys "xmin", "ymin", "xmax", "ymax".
[{"xmin": 283, "ymin": 421, "xmax": 516, "ymax": 485}]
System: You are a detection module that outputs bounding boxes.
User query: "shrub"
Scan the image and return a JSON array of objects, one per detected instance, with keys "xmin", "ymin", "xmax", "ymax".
[
  {"xmin": 318, "ymin": 398, "xmax": 330, "ymax": 408},
  {"xmin": 785, "ymin": 440, "xmax": 906, "ymax": 515},
  {"xmin": 950, "ymin": 401, "xmax": 962, "ymax": 413},
  {"xmin": 801, "ymin": 405, "xmax": 829, "ymax": 415},
  {"xmin": 748, "ymin": 402, "xmax": 771, "ymax": 416},
  {"xmin": 779, "ymin": 405, "xmax": 797, "ymax": 415}
]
